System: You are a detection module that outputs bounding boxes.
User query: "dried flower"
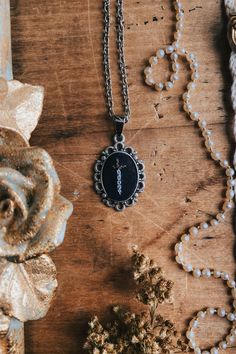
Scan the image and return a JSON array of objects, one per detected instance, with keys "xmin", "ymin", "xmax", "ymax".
[{"xmin": 84, "ymin": 247, "xmax": 188, "ymax": 354}]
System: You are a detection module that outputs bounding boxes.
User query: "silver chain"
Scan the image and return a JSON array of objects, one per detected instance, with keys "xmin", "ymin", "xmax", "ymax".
[{"xmin": 103, "ymin": 0, "xmax": 130, "ymax": 127}]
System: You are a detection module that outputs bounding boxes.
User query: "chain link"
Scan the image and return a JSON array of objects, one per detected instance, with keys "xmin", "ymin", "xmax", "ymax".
[{"xmin": 103, "ymin": 0, "xmax": 130, "ymax": 125}]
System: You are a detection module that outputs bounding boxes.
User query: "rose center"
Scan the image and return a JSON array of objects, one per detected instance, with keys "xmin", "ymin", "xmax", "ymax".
[{"xmin": 0, "ymin": 198, "xmax": 14, "ymax": 226}]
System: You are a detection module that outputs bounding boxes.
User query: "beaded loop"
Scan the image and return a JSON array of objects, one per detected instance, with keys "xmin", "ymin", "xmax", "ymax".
[
  {"xmin": 144, "ymin": 47, "xmax": 180, "ymax": 91},
  {"xmin": 144, "ymin": 0, "xmax": 236, "ymax": 352},
  {"xmin": 186, "ymin": 304, "xmax": 236, "ymax": 353}
]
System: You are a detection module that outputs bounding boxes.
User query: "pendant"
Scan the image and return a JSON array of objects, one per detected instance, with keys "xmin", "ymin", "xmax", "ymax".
[{"xmin": 94, "ymin": 134, "xmax": 145, "ymax": 211}]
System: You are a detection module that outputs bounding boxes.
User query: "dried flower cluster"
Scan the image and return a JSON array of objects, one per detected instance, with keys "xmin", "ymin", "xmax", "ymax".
[{"xmin": 84, "ymin": 247, "xmax": 188, "ymax": 354}]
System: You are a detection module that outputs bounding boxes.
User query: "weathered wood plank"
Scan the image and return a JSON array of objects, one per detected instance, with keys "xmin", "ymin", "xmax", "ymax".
[{"xmin": 10, "ymin": 0, "xmax": 236, "ymax": 353}]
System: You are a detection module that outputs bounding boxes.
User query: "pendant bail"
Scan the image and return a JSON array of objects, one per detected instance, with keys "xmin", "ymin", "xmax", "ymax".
[
  {"xmin": 115, "ymin": 121, "xmax": 124, "ymax": 136},
  {"xmin": 113, "ymin": 115, "xmax": 125, "ymax": 136}
]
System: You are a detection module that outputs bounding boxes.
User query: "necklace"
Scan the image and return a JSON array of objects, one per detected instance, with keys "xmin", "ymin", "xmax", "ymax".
[
  {"xmin": 144, "ymin": 1, "xmax": 235, "ymax": 353},
  {"xmin": 94, "ymin": 0, "xmax": 145, "ymax": 212}
]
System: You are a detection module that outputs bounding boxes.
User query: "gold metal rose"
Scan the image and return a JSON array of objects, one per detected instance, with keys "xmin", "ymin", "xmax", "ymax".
[
  {"xmin": 0, "ymin": 2, "xmax": 73, "ymax": 352},
  {"xmin": 0, "ymin": 143, "xmax": 73, "ymax": 261},
  {"xmin": 0, "ymin": 57, "xmax": 73, "ymax": 354}
]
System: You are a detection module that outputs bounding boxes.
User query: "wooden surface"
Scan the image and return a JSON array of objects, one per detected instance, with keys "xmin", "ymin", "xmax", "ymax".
[{"xmin": 10, "ymin": 0, "xmax": 236, "ymax": 353}]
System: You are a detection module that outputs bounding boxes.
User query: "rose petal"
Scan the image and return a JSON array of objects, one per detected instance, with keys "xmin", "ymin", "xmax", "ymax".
[
  {"xmin": 1, "ymin": 147, "xmax": 61, "ymax": 244},
  {"xmin": 6, "ymin": 80, "xmax": 44, "ymax": 141},
  {"xmin": 0, "ymin": 313, "xmax": 24, "ymax": 354},
  {"xmin": 0, "ymin": 224, "xmax": 28, "ymax": 257},
  {"xmin": 0, "ymin": 310, "xmax": 10, "ymax": 335},
  {"xmin": 0, "ymin": 255, "xmax": 57, "ymax": 322},
  {"xmin": 0, "ymin": 127, "xmax": 28, "ymax": 148},
  {"xmin": 25, "ymin": 195, "xmax": 73, "ymax": 259}
]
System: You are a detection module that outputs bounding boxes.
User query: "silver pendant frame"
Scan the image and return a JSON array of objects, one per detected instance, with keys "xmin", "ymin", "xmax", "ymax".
[{"xmin": 94, "ymin": 135, "xmax": 145, "ymax": 211}]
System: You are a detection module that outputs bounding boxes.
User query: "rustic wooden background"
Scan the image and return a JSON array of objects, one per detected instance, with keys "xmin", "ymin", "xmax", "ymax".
[{"xmin": 10, "ymin": 0, "xmax": 236, "ymax": 353}]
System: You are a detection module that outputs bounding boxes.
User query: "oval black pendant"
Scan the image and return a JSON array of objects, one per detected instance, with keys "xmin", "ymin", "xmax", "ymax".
[{"xmin": 94, "ymin": 136, "xmax": 145, "ymax": 211}]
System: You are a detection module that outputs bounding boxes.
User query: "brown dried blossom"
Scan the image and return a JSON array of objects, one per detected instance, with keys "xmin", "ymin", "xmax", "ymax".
[{"xmin": 84, "ymin": 247, "xmax": 188, "ymax": 354}]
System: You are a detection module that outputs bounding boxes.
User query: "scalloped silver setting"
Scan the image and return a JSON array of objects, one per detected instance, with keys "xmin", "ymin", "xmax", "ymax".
[{"xmin": 94, "ymin": 136, "xmax": 145, "ymax": 212}]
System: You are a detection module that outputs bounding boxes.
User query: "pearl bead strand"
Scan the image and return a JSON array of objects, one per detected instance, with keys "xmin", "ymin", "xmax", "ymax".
[
  {"xmin": 144, "ymin": 0, "xmax": 183, "ymax": 91},
  {"xmin": 144, "ymin": 1, "xmax": 236, "ymax": 353}
]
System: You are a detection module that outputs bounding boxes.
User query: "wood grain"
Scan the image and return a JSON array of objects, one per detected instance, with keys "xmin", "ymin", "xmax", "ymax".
[{"xmin": 10, "ymin": 0, "xmax": 236, "ymax": 352}]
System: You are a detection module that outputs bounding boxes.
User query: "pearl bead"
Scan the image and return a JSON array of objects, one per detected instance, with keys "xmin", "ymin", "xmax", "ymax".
[
  {"xmin": 226, "ymin": 335, "xmax": 235, "ymax": 344},
  {"xmin": 197, "ymin": 311, "xmax": 206, "ymax": 319},
  {"xmin": 217, "ymin": 308, "xmax": 226, "ymax": 317},
  {"xmin": 172, "ymin": 41, "xmax": 179, "ymax": 49},
  {"xmin": 176, "ymin": 22, "xmax": 183, "ymax": 31},
  {"xmin": 166, "ymin": 45, "xmax": 174, "ymax": 53},
  {"xmin": 149, "ymin": 56, "xmax": 158, "ymax": 65},
  {"xmin": 211, "ymin": 152, "xmax": 221, "ymax": 160},
  {"xmin": 174, "ymin": 32, "xmax": 181, "ymax": 41},
  {"xmin": 172, "ymin": 62, "xmax": 180, "ymax": 71},
  {"xmin": 180, "ymin": 48, "xmax": 186, "ymax": 55},
  {"xmin": 199, "ymin": 119, "xmax": 207, "ymax": 128},
  {"xmin": 202, "ymin": 129, "xmax": 212, "ymax": 137},
  {"xmin": 189, "ymin": 226, "xmax": 198, "ymax": 237},
  {"xmin": 186, "ymin": 330, "xmax": 195, "ymax": 339},
  {"xmin": 188, "ymin": 53, "xmax": 195, "ymax": 61},
  {"xmin": 205, "ymin": 140, "xmax": 213, "ymax": 149},
  {"xmin": 232, "ymin": 288, "xmax": 236, "ymax": 298},
  {"xmin": 190, "ymin": 62, "xmax": 199, "ymax": 70},
  {"xmin": 184, "ymin": 103, "xmax": 192, "ymax": 112},
  {"xmin": 227, "ymin": 312, "xmax": 235, "ymax": 321},
  {"xmin": 176, "ymin": 11, "xmax": 184, "ymax": 19},
  {"xmin": 190, "ymin": 319, "xmax": 199, "ymax": 328},
  {"xmin": 183, "ymin": 92, "xmax": 190, "ymax": 101},
  {"xmin": 191, "ymin": 112, "xmax": 200, "ymax": 121},
  {"xmin": 193, "ymin": 269, "xmax": 201, "ymax": 278},
  {"xmin": 226, "ymin": 189, "xmax": 234, "ymax": 199},
  {"xmin": 189, "ymin": 341, "xmax": 196, "ymax": 349},
  {"xmin": 145, "ymin": 77, "xmax": 155, "ymax": 86},
  {"xmin": 175, "ymin": 2, "xmax": 182, "ymax": 10},
  {"xmin": 200, "ymin": 222, "xmax": 208, "ymax": 230},
  {"xmin": 213, "ymin": 270, "xmax": 221, "ymax": 278},
  {"xmin": 226, "ymin": 168, "xmax": 235, "ymax": 177},
  {"xmin": 171, "ymin": 52, "xmax": 178, "ymax": 60},
  {"xmin": 144, "ymin": 66, "xmax": 152, "ymax": 75},
  {"xmin": 227, "ymin": 179, "xmax": 235, "ymax": 187},
  {"xmin": 216, "ymin": 213, "xmax": 225, "ymax": 222},
  {"xmin": 171, "ymin": 73, "xmax": 179, "ymax": 81},
  {"xmin": 210, "ymin": 348, "xmax": 218, "ymax": 354},
  {"xmin": 194, "ymin": 348, "xmax": 201, "ymax": 354},
  {"xmin": 175, "ymin": 242, "xmax": 183, "ymax": 253},
  {"xmin": 166, "ymin": 81, "xmax": 173, "ymax": 90},
  {"xmin": 202, "ymin": 268, "xmax": 211, "ymax": 278},
  {"xmin": 231, "ymin": 327, "xmax": 236, "ymax": 335},
  {"xmin": 221, "ymin": 159, "xmax": 229, "ymax": 167},
  {"xmin": 223, "ymin": 201, "xmax": 233, "ymax": 210},
  {"xmin": 207, "ymin": 307, "xmax": 216, "ymax": 315},
  {"xmin": 219, "ymin": 341, "xmax": 227, "ymax": 350},
  {"xmin": 157, "ymin": 49, "xmax": 165, "ymax": 58},
  {"xmin": 210, "ymin": 219, "xmax": 219, "ymax": 227},
  {"xmin": 183, "ymin": 264, "xmax": 193, "ymax": 272},
  {"xmin": 175, "ymin": 255, "xmax": 183, "ymax": 264},
  {"xmin": 155, "ymin": 82, "xmax": 164, "ymax": 91},
  {"xmin": 192, "ymin": 72, "xmax": 199, "ymax": 80},
  {"xmin": 188, "ymin": 82, "xmax": 196, "ymax": 90},
  {"xmin": 221, "ymin": 272, "xmax": 229, "ymax": 281},
  {"xmin": 181, "ymin": 234, "xmax": 190, "ymax": 242},
  {"xmin": 227, "ymin": 280, "xmax": 236, "ymax": 288}
]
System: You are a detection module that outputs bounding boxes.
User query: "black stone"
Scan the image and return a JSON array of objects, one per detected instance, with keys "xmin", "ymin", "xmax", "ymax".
[{"xmin": 101, "ymin": 151, "xmax": 138, "ymax": 202}]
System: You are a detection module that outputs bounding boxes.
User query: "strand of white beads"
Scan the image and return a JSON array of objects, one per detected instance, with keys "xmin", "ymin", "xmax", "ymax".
[
  {"xmin": 144, "ymin": 0, "xmax": 183, "ymax": 91},
  {"xmin": 144, "ymin": 1, "xmax": 236, "ymax": 353}
]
